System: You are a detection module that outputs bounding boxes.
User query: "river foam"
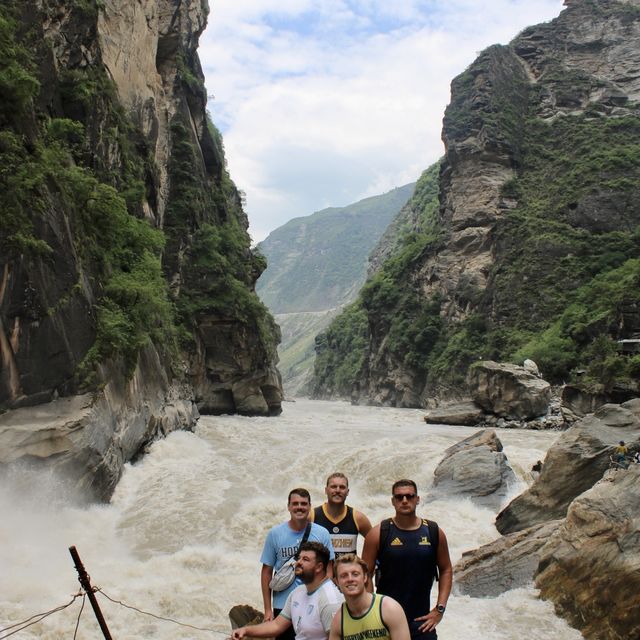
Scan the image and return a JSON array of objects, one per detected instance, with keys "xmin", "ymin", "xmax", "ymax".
[{"xmin": 1, "ymin": 399, "xmax": 580, "ymax": 639}]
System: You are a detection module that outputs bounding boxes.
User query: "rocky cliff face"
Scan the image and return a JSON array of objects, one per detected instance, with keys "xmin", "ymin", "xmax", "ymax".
[
  {"xmin": 315, "ymin": 0, "xmax": 640, "ymax": 407},
  {"xmin": 453, "ymin": 400, "xmax": 640, "ymax": 640},
  {"xmin": 0, "ymin": 0, "xmax": 282, "ymax": 499}
]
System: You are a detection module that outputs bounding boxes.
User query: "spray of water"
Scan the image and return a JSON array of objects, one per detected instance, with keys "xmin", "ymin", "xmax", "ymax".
[{"xmin": 1, "ymin": 399, "xmax": 580, "ymax": 639}]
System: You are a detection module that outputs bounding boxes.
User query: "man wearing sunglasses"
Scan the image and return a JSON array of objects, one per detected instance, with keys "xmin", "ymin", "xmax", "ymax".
[{"xmin": 361, "ymin": 480, "xmax": 452, "ymax": 639}]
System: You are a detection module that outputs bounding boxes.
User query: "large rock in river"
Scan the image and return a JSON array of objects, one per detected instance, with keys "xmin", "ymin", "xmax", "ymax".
[
  {"xmin": 454, "ymin": 520, "xmax": 563, "ymax": 597},
  {"xmin": 496, "ymin": 400, "xmax": 640, "ymax": 534},
  {"xmin": 424, "ymin": 401, "xmax": 485, "ymax": 426},
  {"xmin": 468, "ymin": 361, "xmax": 551, "ymax": 420},
  {"xmin": 433, "ymin": 429, "xmax": 516, "ymax": 505},
  {"xmin": 535, "ymin": 465, "xmax": 640, "ymax": 640}
]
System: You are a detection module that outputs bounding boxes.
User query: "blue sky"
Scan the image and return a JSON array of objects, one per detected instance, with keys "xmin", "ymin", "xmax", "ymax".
[{"xmin": 199, "ymin": 0, "xmax": 566, "ymax": 242}]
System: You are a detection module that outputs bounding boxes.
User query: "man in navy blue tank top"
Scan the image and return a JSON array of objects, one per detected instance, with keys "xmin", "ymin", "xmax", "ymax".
[
  {"xmin": 362, "ymin": 480, "xmax": 453, "ymax": 640},
  {"xmin": 311, "ymin": 473, "xmax": 372, "ymax": 558}
]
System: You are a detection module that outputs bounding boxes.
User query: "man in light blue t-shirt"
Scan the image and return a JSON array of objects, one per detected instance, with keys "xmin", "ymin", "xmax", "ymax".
[{"xmin": 260, "ymin": 488, "xmax": 335, "ymax": 640}]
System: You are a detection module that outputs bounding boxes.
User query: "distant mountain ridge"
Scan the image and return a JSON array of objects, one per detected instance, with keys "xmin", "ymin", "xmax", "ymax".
[
  {"xmin": 257, "ymin": 184, "xmax": 415, "ymax": 314},
  {"xmin": 313, "ymin": 0, "xmax": 640, "ymax": 407},
  {"xmin": 256, "ymin": 184, "xmax": 415, "ymax": 395}
]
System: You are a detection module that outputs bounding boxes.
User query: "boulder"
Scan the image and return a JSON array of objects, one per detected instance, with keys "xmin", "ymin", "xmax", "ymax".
[
  {"xmin": 454, "ymin": 520, "xmax": 562, "ymax": 597},
  {"xmin": 433, "ymin": 429, "xmax": 516, "ymax": 505},
  {"xmin": 423, "ymin": 401, "xmax": 485, "ymax": 426},
  {"xmin": 495, "ymin": 401, "xmax": 640, "ymax": 535},
  {"xmin": 229, "ymin": 604, "xmax": 264, "ymax": 629},
  {"xmin": 468, "ymin": 361, "xmax": 551, "ymax": 419},
  {"xmin": 561, "ymin": 384, "xmax": 610, "ymax": 417},
  {"xmin": 523, "ymin": 359, "xmax": 540, "ymax": 377},
  {"xmin": 535, "ymin": 465, "xmax": 640, "ymax": 640}
]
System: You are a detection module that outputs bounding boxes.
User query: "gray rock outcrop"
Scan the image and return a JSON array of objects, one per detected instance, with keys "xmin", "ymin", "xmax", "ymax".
[
  {"xmin": 433, "ymin": 429, "xmax": 516, "ymax": 505},
  {"xmin": 468, "ymin": 361, "xmax": 551, "ymax": 420},
  {"xmin": 0, "ymin": 346, "xmax": 197, "ymax": 501},
  {"xmin": 454, "ymin": 520, "xmax": 562, "ymax": 597},
  {"xmin": 423, "ymin": 401, "xmax": 485, "ymax": 426},
  {"xmin": 452, "ymin": 401, "xmax": 640, "ymax": 640},
  {"xmin": 535, "ymin": 465, "xmax": 640, "ymax": 640},
  {"xmin": 496, "ymin": 400, "xmax": 640, "ymax": 534}
]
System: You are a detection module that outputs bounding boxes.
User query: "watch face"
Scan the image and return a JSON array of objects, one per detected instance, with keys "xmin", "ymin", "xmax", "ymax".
[{"xmin": 436, "ymin": 605, "xmax": 445, "ymax": 613}]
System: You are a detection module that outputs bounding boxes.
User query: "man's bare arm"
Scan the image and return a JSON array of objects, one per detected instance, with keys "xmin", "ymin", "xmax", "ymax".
[
  {"xmin": 355, "ymin": 510, "xmax": 373, "ymax": 539},
  {"xmin": 329, "ymin": 606, "xmax": 343, "ymax": 640},
  {"xmin": 381, "ymin": 597, "xmax": 410, "ymax": 640},
  {"xmin": 361, "ymin": 525, "xmax": 380, "ymax": 594},
  {"xmin": 435, "ymin": 527, "xmax": 453, "ymax": 609},
  {"xmin": 414, "ymin": 527, "xmax": 453, "ymax": 633},
  {"xmin": 260, "ymin": 564, "xmax": 274, "ymax": 620},
  {"xmin": 232, "ymin": 614, "xmax": 291, "ymax": 640}
]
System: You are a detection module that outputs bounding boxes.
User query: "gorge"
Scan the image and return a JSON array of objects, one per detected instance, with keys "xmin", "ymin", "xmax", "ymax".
[
  {"xmin": 312, "ymin": 0, "xmax": 640, "ymax": 410},
  {"xmin": 0, "ymin": 0, "xmax": 282, "ymax": 500}
]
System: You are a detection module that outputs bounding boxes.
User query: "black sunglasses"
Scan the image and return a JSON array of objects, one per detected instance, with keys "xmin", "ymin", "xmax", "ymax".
[{"xmin": 393, "ymin": 493, "xmax": 417, "ymax": 501}]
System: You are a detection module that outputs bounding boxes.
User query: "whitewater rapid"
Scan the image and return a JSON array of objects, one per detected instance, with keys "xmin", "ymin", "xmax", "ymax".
[{"xmin": 0, "ymin": 399, "xmax": 581, "ymax": 639}]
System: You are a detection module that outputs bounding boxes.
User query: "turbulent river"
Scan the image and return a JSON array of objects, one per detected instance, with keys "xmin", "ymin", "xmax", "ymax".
[{"xmin": 1, "ymin": 399, "xmax": 582, "ymax": 639}]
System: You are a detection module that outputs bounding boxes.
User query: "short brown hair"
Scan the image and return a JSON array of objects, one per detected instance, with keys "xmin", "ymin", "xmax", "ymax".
[
  {"xmin": 392, "ymin": 479, "xmax": 417, "ymax": 494},
  {"xmin": 335, "ymin": 553, "xmax": 369, "ymax": 578},
  {"xmin": 288, "ymin": 488, "xmax": 311, "ymax": 503},
  {"xmin": 299, "ymin": 541, "xmax": 330, "ymax": 570},
  {"xmin": 326, "ymin": 472, "xmax": 348, "ymax": 486}
]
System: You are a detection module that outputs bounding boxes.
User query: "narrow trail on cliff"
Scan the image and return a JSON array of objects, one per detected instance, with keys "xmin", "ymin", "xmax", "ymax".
[{"xmin": 1, "ymin": 399, "xmax": 581, "ymax": 639}]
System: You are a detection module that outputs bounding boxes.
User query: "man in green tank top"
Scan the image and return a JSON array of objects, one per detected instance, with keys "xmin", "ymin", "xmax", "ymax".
[{"xmin": 330, "ymin": 554, "xmax": 409, "ymax": 640}]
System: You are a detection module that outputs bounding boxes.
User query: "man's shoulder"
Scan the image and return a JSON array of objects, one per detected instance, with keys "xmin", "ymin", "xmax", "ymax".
[
  {"xmin": 269, "ymin": 520, "xmax": 294, "ymax": 534},
  {"xmin": 318, "ymin": 578, "xmax": 344, "ymax": 603},
  {"xmin": 310, "ymin": 522, "xmax": 332, "ymax": 537}
]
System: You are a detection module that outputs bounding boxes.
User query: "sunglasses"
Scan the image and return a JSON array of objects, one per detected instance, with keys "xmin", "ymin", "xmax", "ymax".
[{"xmin": 393, "ymin": 493, "xmax": 417, "ymax": 501}]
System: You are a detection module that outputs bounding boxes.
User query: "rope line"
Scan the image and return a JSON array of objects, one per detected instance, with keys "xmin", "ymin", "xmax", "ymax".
[
  {"xmin": 95, "ymin": 588, "xmax": 230, "ymax": 635},
  {"xmin": 73, "ymin": 595, "xmax": 86, "ymax": 640},
  {"xmin": 0, "ymin": 594, "xmax": 83, "ymax": 639}
]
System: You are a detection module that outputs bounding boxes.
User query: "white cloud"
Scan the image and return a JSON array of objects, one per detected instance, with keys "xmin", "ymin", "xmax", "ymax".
[{"xmin": 200, "ymin": 0, "xmax": 565, "ymax": 241}]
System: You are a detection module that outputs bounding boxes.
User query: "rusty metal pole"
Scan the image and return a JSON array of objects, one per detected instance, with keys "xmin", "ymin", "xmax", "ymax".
[{"xmin": 69, "ymin": 545, "xmax": 114, "ymax": 640}]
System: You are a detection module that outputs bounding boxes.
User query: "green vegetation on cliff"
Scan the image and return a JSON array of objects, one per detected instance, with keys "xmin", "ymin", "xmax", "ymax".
[
  {"xmin": 0, "ymin": 0, "xmax": 278, "ymax": 402},
  {"xmin": 313, "ymin": 1, "xmax": 640, "ymax": 402},
  {"xmin": 0, "ymin": 7, "xmax": 175, "ymax": 380},
  {"xmin": 488, "ymin": 112, "xmax": 640, "ymax": 385},
  {"xmin": 313, "ymin": 163, "xmax": 442, "ymax": 397},
  {"xmin": 257, "ymin": 184, "xmax": 415, "ymax": 314}
]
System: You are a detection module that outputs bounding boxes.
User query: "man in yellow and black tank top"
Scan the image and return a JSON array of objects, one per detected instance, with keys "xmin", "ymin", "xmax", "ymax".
[
  {"xmin": 330, "ymin": 554, "xmax": 409, "ymax": 640},
  {"xmin": 311, "ymin": 473, "xmax": 372, "ymax": 558}
]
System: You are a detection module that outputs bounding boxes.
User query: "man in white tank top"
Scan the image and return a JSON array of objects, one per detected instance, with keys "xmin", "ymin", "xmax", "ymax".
[{"xmin": 232, "ymin": 542, "xmax": 343, "ymax": 640}]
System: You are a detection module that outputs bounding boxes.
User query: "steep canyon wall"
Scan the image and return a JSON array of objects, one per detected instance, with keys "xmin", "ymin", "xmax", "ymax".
[
  {"xmin": 314, "ymin": 0, "xmax": 640, "ymax": 407},
  {"xmin": 0, "ymin": 0, "xmax": 282, "ymax": 499}
]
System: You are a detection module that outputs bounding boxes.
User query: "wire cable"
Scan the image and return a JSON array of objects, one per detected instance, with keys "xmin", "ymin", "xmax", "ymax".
[
  {"xmin": 95, "ymin": 588, "xmax": 231, "ymax": 635},
  {"xmin": 73, "ymin": 594, "xmax": 86, "ymax": 640},
  {"xmin": 0, "ymin": 594, "xmax": 83, "ymax": 639}
]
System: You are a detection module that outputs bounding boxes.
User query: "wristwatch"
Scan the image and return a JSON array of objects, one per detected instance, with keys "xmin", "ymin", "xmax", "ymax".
[{"xmin": 436, "ymin": 604, "xmax": 446, "ymax": 615}]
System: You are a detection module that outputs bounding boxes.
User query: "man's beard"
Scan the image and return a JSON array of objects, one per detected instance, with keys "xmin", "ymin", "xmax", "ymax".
[{"xmin": 297, "ymin": 567, "xmax": 317, "ymax": 584}]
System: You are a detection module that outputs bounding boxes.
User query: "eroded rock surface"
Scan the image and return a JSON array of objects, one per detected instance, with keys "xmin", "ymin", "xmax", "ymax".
[
  {"xmin": 496, "ymin": 400, "xmax": 640, "ymax": 534},
  {"xmin": 468, "ymin": 361, "xmax": 551, "ymax": 420},
  {"xmin": 0, "ymin": 345, "xmax": 198, "ymax": 500},
  {"xmin": 535, "ymin": 465, "xmax": 640, "ymax": 640},
  {"xmin": 423, "ymin": 401, "xmax": 485, "ymax": 426},
  {"xmin": 454, "ymin": 520, "xmax": 562, "ymax": 597},
  {"xmin": 433, "ymin": 429, "xmax": 516, "ymax": 506}
]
